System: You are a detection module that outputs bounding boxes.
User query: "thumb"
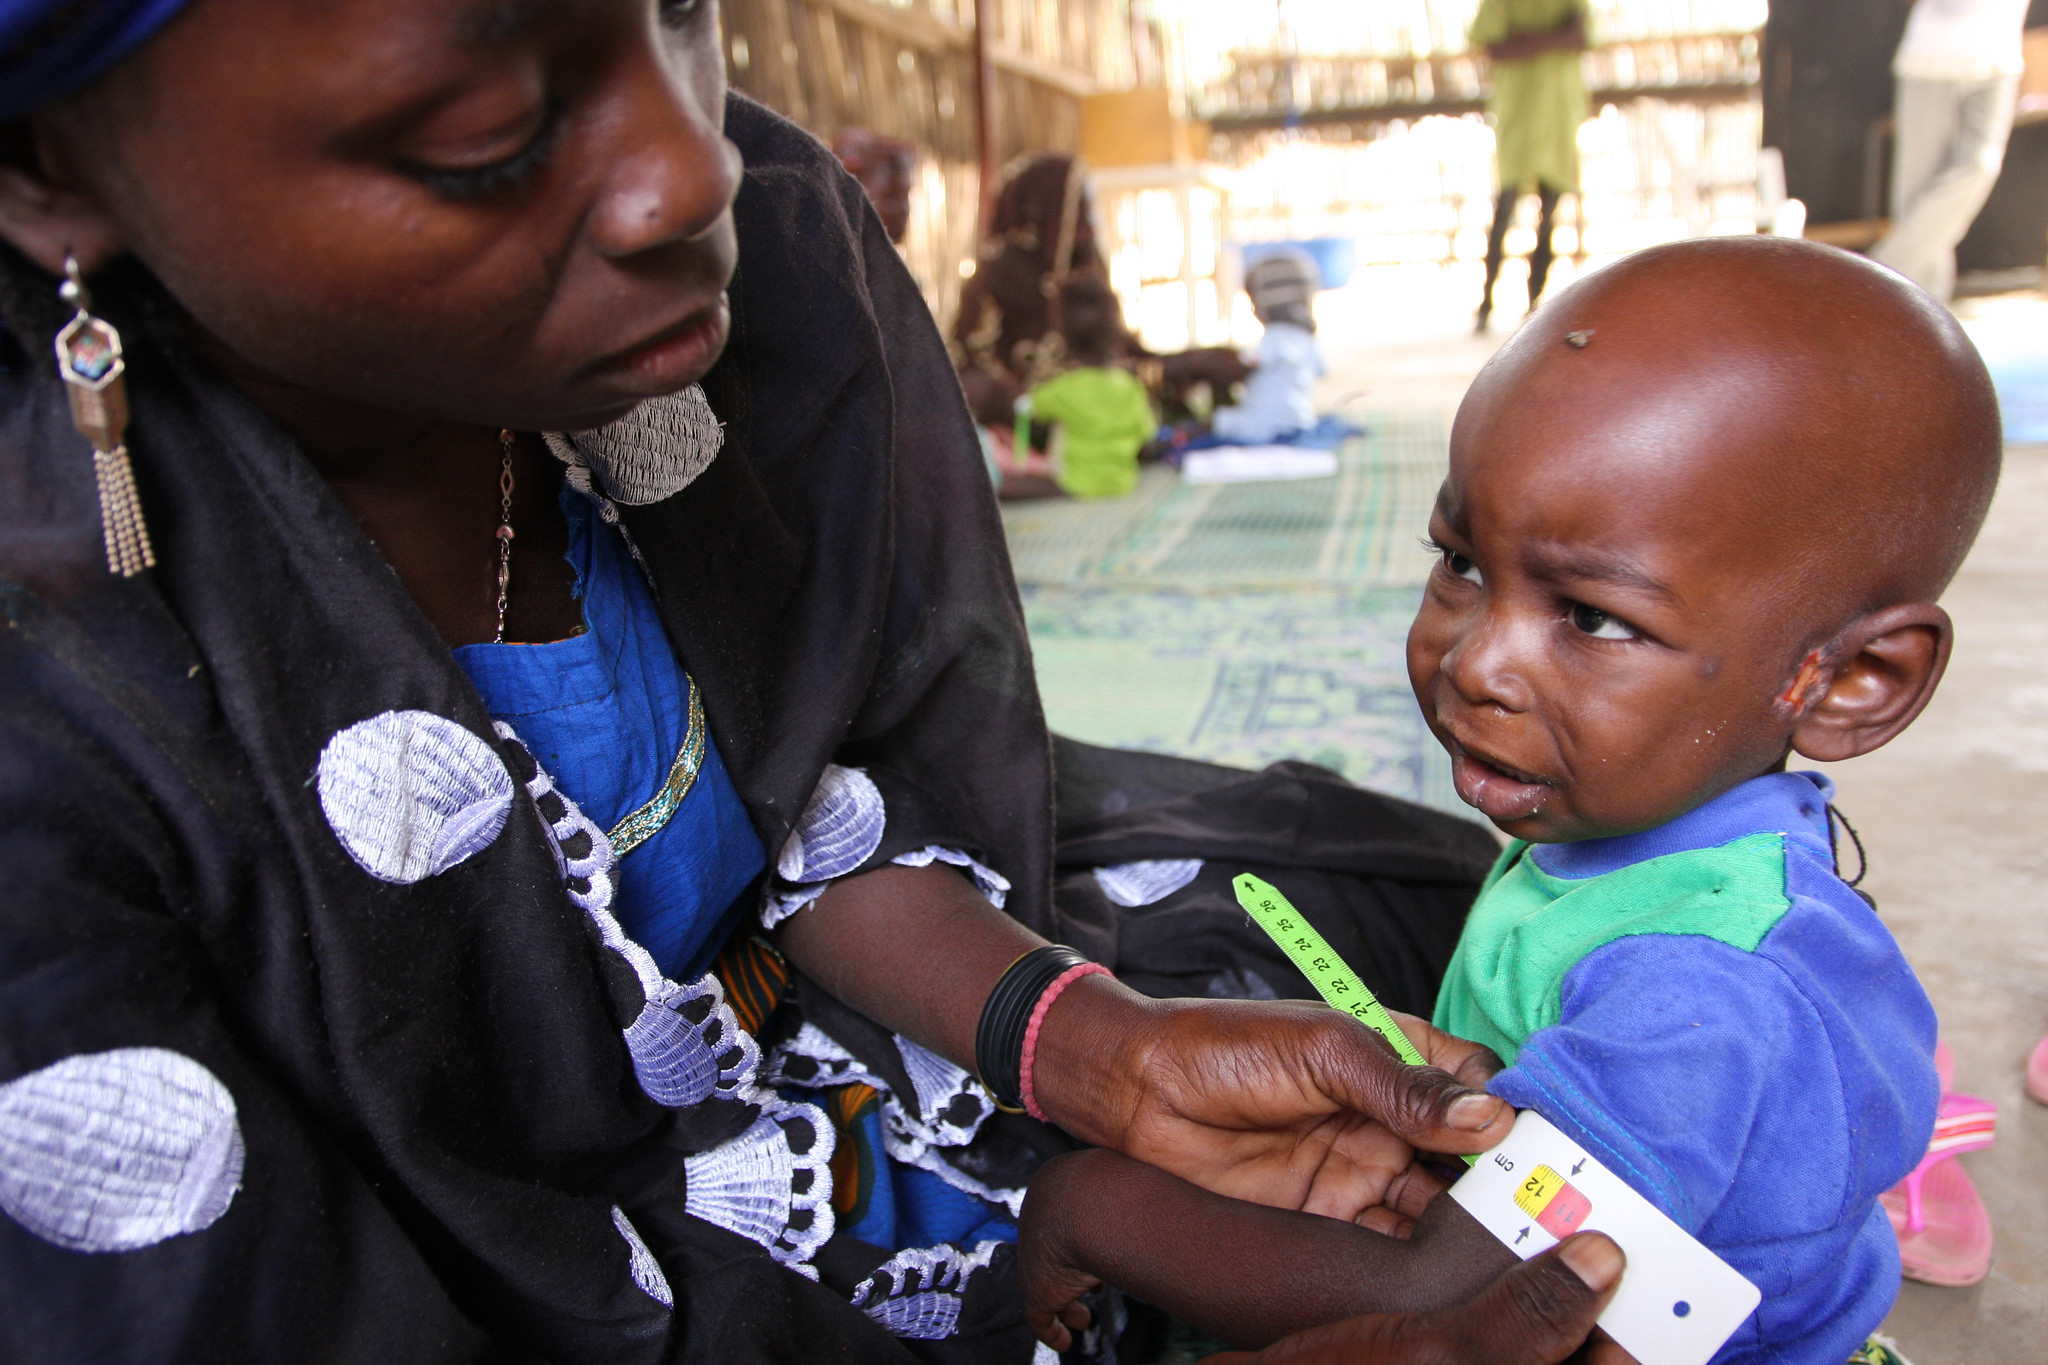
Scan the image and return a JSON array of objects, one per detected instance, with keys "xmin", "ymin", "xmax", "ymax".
[
  {"xmin": 1442, "ymin": 1234, "xmax": 1626, "ymax": 1365},
  {"xmin": 1301, "ymin": 1014, "xmax": 1513, "ymax": 1155}
]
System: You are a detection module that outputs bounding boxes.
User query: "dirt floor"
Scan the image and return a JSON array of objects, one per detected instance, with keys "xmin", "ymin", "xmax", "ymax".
[{"xmin": 1307, "ymin": 262, "xmax": 2048, "ymax": 1362}]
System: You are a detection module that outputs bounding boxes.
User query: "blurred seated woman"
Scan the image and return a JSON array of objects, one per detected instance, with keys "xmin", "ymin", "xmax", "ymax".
[{"xmin": 950, "ymin": 154, "xmax": 1250, "ymax": 435}]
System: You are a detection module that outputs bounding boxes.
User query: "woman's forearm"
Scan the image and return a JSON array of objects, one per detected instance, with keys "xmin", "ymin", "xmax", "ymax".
[
  {"xmin": 775, "ymin": 863, "xmax": 1045, "ymax": 1069},
  {"xmin": 774, "ymin": 862, "xmax": 1161, "ymax": 1144}
]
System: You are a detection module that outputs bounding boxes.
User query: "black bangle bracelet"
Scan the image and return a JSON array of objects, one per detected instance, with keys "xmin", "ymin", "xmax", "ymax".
[{"xmin": 975, "ymin": 945, "xmax": 1092, "ymax": 1112}]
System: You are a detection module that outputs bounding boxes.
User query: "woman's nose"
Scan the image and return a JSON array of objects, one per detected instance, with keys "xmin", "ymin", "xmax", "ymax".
[
  {"xmin": 1440, "ymin": 608, "xmax": 1536, "ymax": 715},
  {"xmin": 587, "ymin": 67, "xmax": 741, "ymax": 260}
]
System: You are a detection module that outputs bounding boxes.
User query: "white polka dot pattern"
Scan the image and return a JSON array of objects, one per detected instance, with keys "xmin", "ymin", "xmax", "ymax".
[
  {"xmin": 776, "ymin": 765, "xmax": 885, "ymax": 883},
  {"xmin": 0, "ymin": 1048, "xmax": 243, "ymax": 1252},
  {"xmin": 317, "ymin": 711, "xmax": 513, "ymax": 883}
]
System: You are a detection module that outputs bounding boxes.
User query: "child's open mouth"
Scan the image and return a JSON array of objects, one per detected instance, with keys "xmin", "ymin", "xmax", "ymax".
[{"xmin": 1447, "ymin": 743, "xmax": 1552, "ymax": 823}]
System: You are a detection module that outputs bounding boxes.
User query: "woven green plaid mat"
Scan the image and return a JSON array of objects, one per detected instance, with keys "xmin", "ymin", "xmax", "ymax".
[
  {"xmin": 1004, "ymin": 412, "xmax": 1465, "ymax": 812},
  {"xmin": 1001, "ymin": 412, "xmax": 1447, "ymax": 592}
]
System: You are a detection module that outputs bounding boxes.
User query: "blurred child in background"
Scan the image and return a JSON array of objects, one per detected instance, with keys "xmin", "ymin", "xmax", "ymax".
[
  {"xmin": 1210, "ymin": 250, "xmax": 1325, "ymax": 445},
  {"xmin": 1002, "ymin": 272, "xmax": 1156, "ymax": 500}
]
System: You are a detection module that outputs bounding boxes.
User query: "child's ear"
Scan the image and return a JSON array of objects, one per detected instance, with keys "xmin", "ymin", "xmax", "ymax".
[
  {"xmin": 0, "ymin": 120, "xmax": 123, "ymax": 276},
  {"xmin": 1789, "ymin": 604, "xmax": 1952, "ymax": 763}
]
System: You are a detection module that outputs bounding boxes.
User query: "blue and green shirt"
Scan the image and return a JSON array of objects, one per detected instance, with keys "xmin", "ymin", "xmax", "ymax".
[{"xmin": 1434, "ymin": 772, "xmax": 1939, "ymax": 1365}]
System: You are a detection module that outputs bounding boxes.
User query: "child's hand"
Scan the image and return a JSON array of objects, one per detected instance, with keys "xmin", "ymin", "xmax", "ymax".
[
  {"xmin": 1017, "ymin": 1152, "xmax": 1106, "ymax": 1352},
  {"xmin": 1201, "ymin": 1234, "xmax": 1627, "ymax": 1365}
]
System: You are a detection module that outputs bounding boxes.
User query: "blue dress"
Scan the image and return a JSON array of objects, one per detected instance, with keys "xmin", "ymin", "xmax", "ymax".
[
  {"xmin": 456, "ymin": 487, "xmax": 1012, "ymax": 1252},
  {"xmin": 454, "ymin": 488, "xmax": 764, "ymax": 983}
]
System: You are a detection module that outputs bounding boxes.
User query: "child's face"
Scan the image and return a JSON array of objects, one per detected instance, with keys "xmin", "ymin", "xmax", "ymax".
[
  {"xmin": 28, "ymin": 0, "xmax": 740, "ymax": 433},
  {"xmin": 1407, "ymin": 372, "xmax": 1819, "ymax": 844}
]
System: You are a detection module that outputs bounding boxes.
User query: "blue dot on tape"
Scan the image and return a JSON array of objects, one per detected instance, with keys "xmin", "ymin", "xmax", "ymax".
[{"xmin": 1673, "ymin": 1301, "xmax": 1691, "ymax": 1318}]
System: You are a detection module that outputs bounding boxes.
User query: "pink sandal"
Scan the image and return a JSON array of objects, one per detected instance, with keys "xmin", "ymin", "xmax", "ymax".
[
  {"xmin": 1880, "ymin": 1090, "xmax": 1997, "ymax": 1287},
  {"xmin": 2027, "ymin": 1036, "xmax": 2048, "ymax": 1106}
]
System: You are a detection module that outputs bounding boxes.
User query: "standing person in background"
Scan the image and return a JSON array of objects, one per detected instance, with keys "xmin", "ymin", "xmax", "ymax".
[
  {"xmin": 1470, "ymin": 0, "xmax": 1590, "ymax": 331},
  {"xmin": 1870, "ymin": 0, "xmax": 2029, "ymax": 303}
]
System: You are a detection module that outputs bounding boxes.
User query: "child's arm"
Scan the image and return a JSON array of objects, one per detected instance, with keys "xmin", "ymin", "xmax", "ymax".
[{"xmin": 1019, "ymin": 1147, "xmax": 1520, "ymax": 1352}]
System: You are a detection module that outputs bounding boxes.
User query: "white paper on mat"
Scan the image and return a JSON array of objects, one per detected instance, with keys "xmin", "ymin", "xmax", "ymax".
[
  {"xmin": 1448, "ymin": 1110, "xmax": 1761, "ymax": 1365},
  {"xmin": 1181, "ymin": 447, "xmax": 1339, "ymax": 485}
]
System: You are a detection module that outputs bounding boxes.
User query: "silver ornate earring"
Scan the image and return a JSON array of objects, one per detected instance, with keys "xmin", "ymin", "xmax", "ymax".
[{"xmin": 54, "ymin": 255, "xmax": 153, "ymax": 576}]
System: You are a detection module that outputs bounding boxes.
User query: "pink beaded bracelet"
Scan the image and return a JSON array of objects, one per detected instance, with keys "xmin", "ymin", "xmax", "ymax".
[{"xmin": 1019, "ymin": 962, "xmax": 1113, "ymax": 1122}]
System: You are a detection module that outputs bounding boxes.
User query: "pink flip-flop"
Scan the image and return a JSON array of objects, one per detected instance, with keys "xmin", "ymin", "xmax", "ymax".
[
  {"xmin": 1881, "ymin": 1092, "xmax": 1997, "ymax": 1287},
  {"xmin": 2026, "ymin": 1036, "xmax": 2048, "ymax": 1106}
]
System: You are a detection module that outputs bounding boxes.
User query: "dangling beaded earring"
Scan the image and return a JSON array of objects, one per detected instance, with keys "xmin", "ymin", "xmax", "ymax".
[{"xmin": 54, "ymin": 254, "xmax": 154, "ymax": 576}]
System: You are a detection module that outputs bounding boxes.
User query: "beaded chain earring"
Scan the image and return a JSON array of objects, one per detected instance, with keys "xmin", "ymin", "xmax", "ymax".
[{"xmin": 54, "ymin": 254, "xmax": 153, "ymax": 576}]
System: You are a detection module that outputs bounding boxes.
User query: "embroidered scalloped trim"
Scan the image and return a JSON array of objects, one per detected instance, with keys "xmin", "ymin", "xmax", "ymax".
[
  {"xmin": 763, "ymin": 1027, "xmax": 1024, "ymax": 1217},
  {"xmin": 1092, "ymin": 858, "xmax": 1204, "ymax": 908},
  {"xmin": 497, "ymin": 723, "xmax": 762, "ymax": 1110},
  {"xmin": 760, "ymin": 842, "xmax": 1013, "ymax": 932},
  {"xmin": 849, "ymin": 1240, "xmax": 1004, "ymax": 1340},
  {"xmin": 892, "ymin": 845, "xmax": 1011, "ymax": 909},
  {"xmin": 777, "ymin": 765, "xmax": 887, "ymax": 883},
  {"xmin": 610, "ymin": 1205, "xmax": 674, "ymax": 1309},
  {"xmin": 546, "ymin": 385, "xmax": 724, "ymax": 507},
  {"xmin": 683, "ymin": 1104, "xmax": 836, "ymax": 1275},
  {"xmin": 758, "ymin": 880, "xmax": 830, "ymax": 931}
]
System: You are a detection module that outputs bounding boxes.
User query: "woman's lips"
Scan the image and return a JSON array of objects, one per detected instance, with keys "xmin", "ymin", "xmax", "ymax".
[
  {"xmin": 589, "ymin": 296, "xmax": 730, "ymax": 396},
  {"xmin": 1449, "ymin": 745, "xmax": 1552, "ymax": 823}
]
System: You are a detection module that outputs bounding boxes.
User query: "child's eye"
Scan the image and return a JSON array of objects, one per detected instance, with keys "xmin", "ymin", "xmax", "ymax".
[
  {"xmin": 1424, "ymin": 538, "xmax": 1481, "ymax": 585},
  {"xmin": 1569, "ymin": 602, "xmax": 1637, "ymax": 640},
  {"xmin": 660, "ymin": 0, "xmax": 705, "ymax": 25}
]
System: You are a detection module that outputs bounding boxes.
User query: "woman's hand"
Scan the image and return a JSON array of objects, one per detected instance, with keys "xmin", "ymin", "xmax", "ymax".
[
  {"xmin": 1204, "ymin": 1235, "xmax": 1628, "ymax": 1365},
  {"xmin": 1034, "ymin": 982, "xmax": 1511, "ymax": 1222}
]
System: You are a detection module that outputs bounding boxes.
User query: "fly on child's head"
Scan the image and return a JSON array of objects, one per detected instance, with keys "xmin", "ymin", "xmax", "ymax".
[{"xmin": 1407, "ymin": 237, "xmax": 2000, "ymax": 844}]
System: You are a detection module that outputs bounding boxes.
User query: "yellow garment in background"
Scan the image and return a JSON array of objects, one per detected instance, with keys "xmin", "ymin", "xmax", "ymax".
[
  {"xmin": 1471, "ymin": 0, "xmax": 1591, "ymax": 193},
  {"xmin": 1028, "ymin": 366, "xmax": 1156, "ymax": 500}
]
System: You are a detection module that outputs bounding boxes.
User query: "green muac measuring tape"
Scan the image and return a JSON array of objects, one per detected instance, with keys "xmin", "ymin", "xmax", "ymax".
[{"xmin": 1233, "ymin": 872, "xmax": 1476, "ymax": 1166}]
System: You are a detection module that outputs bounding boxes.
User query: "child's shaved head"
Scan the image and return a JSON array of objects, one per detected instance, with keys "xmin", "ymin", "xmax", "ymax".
[
  {"xmin": 1463, "ymin": 237, "xmax": 2001, "ymax": 630},
  {"xmin": 1410, "ymin": 237, "xmax": 2002, "ymax": 841}
]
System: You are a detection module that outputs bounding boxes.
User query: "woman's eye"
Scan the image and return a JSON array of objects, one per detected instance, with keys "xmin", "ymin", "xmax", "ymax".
[
  {"xmin": 1569, "ymin": 602, "xmax": 1637, "ymax": 640},
  {"xmin": 411, "ymin": 109, "xmax": 561, "ymax": 201},
  {"xmin": 660, "ymin": 0, "xmax": 705, "ymax": 24},
  {"xmin": 1442, "ymin": 548, "xmax": 1482, "ymax": 584}
]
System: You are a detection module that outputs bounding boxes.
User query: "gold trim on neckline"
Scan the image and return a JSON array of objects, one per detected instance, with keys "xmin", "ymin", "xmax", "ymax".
[{"xmin": 606, "ymin": 682, "xmax": 707, "ymax": 857}]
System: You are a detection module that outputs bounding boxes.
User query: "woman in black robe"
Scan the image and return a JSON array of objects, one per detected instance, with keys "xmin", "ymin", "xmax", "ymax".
[{"xmin": 0, "ymin": 2, "xmax": 1620, "ymax": 1361}]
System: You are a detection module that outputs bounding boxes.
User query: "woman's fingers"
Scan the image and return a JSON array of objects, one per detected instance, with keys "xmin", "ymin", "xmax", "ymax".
[
  {"xmin": 1297, "ymin": 1011, "xmax": 1513, "ymax": 1157},
  {"xmin": 1440, "ymin": 1234, "xmax": 1625, "ymax": 1365},
  {"xmin": 1235, "ymin": 1234, "xmax": 1624, "ymax": 1365},
  {"xmin": 1390, "ymin": 1010, "xmax": 1507, "ymax": 1091}
]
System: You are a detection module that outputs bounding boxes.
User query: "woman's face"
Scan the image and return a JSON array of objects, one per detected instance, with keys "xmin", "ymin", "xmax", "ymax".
[{"xmin": 20, "ymin": 0, "xmax": 740, "ymax": 432}]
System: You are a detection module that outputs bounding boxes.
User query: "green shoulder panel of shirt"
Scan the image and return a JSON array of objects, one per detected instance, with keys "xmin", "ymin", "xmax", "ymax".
[{"xmin": 1432, "ymin": 832, "xmax": 1793, "ymax": 1067}]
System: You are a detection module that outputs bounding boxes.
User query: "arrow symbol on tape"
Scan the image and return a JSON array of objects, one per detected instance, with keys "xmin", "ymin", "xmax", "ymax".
[
  {"xmin": 1571, "ymin": 1159, "xmax": 1585, "ymax": 1176},
  {"xmin": 1515, "ymin": 1227, "xmax": 1530, "ymax": 1245}
]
